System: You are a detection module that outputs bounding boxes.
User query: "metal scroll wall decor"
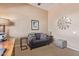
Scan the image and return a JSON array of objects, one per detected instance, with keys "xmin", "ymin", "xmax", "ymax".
[{"xmin": 57, "ymin": 16, "xmax": 71, "ymax": 30}]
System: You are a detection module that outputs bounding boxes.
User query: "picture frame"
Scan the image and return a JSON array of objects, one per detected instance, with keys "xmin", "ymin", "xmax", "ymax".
[{"xmin": 31, "ymin": 20, "xmax": 39, "ymax": 30}]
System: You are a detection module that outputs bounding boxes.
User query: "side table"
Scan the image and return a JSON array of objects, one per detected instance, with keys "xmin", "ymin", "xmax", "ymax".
[
  {"xmin": 20, "ymin": 37, "xmax": 28, "ymax": 51},
  {"xmin": 49, "ymin": 36, "xmax": 53, "ymax": 43}
]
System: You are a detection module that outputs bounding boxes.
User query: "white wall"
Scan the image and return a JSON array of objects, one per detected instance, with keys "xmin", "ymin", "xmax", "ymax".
[
  {"xmin": 0, "ymin": 5, "xmax": 48, "ymax": 38},
  {"xmin": 48, "ymin": 4, "xmax": 79, "ymax": 51}
]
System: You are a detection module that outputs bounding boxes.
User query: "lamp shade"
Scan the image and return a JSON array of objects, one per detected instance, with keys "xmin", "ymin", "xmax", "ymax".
[{"xmin": 0, "ymin": 18, "xmax": 13, "ymax": 26}]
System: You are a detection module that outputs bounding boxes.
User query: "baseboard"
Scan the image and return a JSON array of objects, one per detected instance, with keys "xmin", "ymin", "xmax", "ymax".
[{"xmin": 67, "ymin": 45, "xmax": 79, "ymax": 51}]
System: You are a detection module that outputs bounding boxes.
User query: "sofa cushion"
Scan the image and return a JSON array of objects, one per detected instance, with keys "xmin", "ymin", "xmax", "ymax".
[
  {"xmin": 32, "ymin": 38, "xmax": 48, "ymax": 44},
  {"xmin": 40, "ymin": 33, "xmax": 47, "ymax": 39},
  {"xmin": 28, "ymin": 33, "xmax": 36, "ymax": 41},
  {"xmin": 35, "ymin": 33, "xmax": 41, "ymax": 40}
]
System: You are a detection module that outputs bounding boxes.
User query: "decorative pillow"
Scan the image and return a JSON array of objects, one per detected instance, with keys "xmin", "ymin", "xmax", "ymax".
[
  {"xmin": 29, "ymin": 33, "xmax": 35, "ymax": 36},
  {"xmin": 35, "ymin": 33, "xmax": 40, "ymax": 40},
  {"xmin": 40, "ymin": 33, "xmax": 47, "ymax": 39},
  {"xmin": 28, "ymin": 33, "xmax": 36, "ymax": 41}
]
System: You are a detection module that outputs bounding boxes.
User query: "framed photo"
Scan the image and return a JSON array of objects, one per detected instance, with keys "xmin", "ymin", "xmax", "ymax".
[{"xmin": 31, "ymin": 20, "xmax": 39, "ymax": 30}]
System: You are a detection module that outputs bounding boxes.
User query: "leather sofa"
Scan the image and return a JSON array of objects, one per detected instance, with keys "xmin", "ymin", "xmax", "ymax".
[{"xmin": 28, "ymin": 33, "xmax": 53, "ymax": 50}]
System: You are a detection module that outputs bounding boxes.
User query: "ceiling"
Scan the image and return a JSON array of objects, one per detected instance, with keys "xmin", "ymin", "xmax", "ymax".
[
  {"xmin": 0, "ymin": 3, "xmax": 57, "ymax": 11},
  {"xmin": 0, "ymin": 3, "xmax": 28, "ymax": 10},
  {"xmin": 29, "ymin": 3, "xmax": 57, "ymax": 11}
]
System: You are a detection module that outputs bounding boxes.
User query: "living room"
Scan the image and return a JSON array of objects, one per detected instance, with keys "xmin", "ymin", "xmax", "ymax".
[{"xmin": 1, "ymin": 3, "xmax": 79, "ymax": 56}]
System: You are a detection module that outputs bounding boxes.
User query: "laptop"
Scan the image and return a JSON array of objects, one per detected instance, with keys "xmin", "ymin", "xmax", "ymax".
[{"xmin": 0, "ymin": 48, "xmax": 6, "ymax": 56}]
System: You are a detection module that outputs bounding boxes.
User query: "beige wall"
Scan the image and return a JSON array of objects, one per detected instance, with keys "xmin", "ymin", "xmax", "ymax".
[
  {"xmin": 48, "ymin": 4, "xmax": 79, "ymax": 51},
  {"xmin": 0, "ymin": 5, "xmax": 48, "ymax": 37}
]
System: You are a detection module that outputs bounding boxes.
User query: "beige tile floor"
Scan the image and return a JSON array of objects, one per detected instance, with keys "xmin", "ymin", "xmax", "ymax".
[{"xmin": 15, "ymin": 43, "xmax": 79, "ymax": 56}]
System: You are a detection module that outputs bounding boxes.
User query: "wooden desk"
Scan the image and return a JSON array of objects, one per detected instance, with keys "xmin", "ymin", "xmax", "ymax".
[{"xmin": 0, "ymin": 38, "xmax": 15, "ymax": 56}]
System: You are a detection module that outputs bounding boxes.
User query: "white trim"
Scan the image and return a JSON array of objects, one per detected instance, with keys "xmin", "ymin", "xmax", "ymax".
[{"xmin": 67, "ymin": 45, "xmax": 79, "ymax": 51}]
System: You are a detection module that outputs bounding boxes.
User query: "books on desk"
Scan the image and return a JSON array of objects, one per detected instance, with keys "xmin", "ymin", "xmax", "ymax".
[{"xmin": 0, "ymin": 48, "xmax": 6, "ymax": 56}]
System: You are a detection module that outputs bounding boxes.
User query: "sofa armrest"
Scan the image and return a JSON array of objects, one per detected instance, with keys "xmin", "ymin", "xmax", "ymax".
[{"xmin": 28, "ymin": 35, "xmax": 36, "ymax": 44}]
